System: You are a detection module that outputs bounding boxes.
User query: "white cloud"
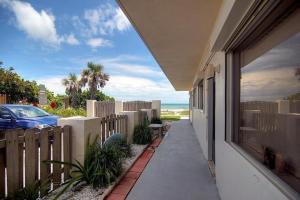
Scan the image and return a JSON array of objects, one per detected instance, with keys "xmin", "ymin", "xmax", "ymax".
[
  {"xmin": 35, "ymin": 76, "xmax": 66, "ymax": 95},
  {"xmin": 65, "ymin": 33, "xmax": 80, "ymax": 45},
  {"xmin": 103, "ymin": 75, "xmax": 188, "ymax": 103},
  {"xmin": 74, "ymin": 4, "xmax": 131, "ymax": 37},
  {"xmin": 86, "ymin": 37, "xmax": 112, "ymax": 48},
  {"xmin": 0, "ymin": 0, "xmax": 80, "ymax": 46},
  {"xmin": 34, "ymin": 74, "xmax": 188, "ymax": 103}
]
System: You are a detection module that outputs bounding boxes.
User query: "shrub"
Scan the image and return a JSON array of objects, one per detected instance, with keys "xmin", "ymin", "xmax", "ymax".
[
  {"xmin": 6, "ymin": 180, "xmax": 49, "ymax": 200},
  {"xmin": 150, "ymin": 117, "xmax": 162, "ymax": 124},
  {"xmin": 103, "ymin": 133, "xmax": 131, "ymax": 158},
  {"xmin": 42, "ymin": 106, "xmax": 86, "ymax": 117},
  {"xmin": 133, "ymin": 121, "xmax": 152, "ymax": 145},
  {"xmin": 45, "ymin": 135, "xmax": 124, "ymax": 199}
]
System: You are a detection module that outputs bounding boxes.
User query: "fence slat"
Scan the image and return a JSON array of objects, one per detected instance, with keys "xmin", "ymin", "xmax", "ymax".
[
  {"xmin": 105, "ymin": 116, "xmax": 109, "ymax": 139},
  {"xmin": 40, "ymin": 128, "xmax": 50, "ymax": 190},
  {"xmin": 101, "ymin": 118, "xmax": 106, "ymax": 144},
  {"xmin": 0, "ymin": 148, "xmax": 5, "ymax": 195},
  {"xmin": 63, "ymin": 126, "xmax": 72, "ymax": 180},
  {"xmin": 5, "ymin": 129, "xmax": 22, "ymax": 194},
  {"xmin": 52, "ymin": 127, "xmax": 62, "ymax": 189},
  {"xmin": 24, "ymin": 129, "xmax": 38, "ymax": 186}
]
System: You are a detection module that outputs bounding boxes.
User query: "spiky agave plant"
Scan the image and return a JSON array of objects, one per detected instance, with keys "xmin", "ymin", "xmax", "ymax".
[{"xmin": 44, "ymin": 134, "xmax": 124, "ymax": 199}]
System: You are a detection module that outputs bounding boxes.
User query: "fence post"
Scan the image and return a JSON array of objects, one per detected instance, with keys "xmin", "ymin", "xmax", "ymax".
[
  {"xmin": 52, "ymin": 127, "xmax": 62, "ymax": 189},
  {"xmin": 152, "ymin": 100, "xmax": 161, "ymax": 118},
  {"xmin": 115, "ymin": 101, "xmax": 123, "ymax": 114},
  {"xmin": 120, "ymin": 111, "xmax": 139, "ymax": 144},
  {"xmin": 277, "ymin": 100, "xmax": 290, "ymax": 114},
  {"xmin": 40, "ymin": 128, "xmax": 50, "ymax": 190},
  {"xmin": 58, "ymin": 117, "xmax": 101, "ymax": 165},
  {"xmin": 63, "ymin": 125, "xmax": 72, "ymax": 180},
  {"xmin": 87, "ymin": 100, "xmax": 97, "ymax": 117}
]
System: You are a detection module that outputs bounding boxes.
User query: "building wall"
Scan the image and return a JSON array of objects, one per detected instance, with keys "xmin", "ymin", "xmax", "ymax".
[{"xmin": 191, "ymin": 50, "xmax": 291, "ymax": 199}]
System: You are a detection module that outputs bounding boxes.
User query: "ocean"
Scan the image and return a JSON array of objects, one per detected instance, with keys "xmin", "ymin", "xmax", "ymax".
[{"xmin": 161, "ymin": 103, "xmax": 189, "ymax": 110}]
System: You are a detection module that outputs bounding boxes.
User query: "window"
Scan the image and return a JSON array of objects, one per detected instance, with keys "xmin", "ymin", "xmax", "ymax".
[
  {"xmin": 198, "ymin": 80, "xmax": 204, "ymax": 109},
  {"xmin": 226, "ymin": 1, "xmax": 300, "ymax": 195},
  {"xmin": 236, "ymin": 32, "xmax": 300, "ymax": 194},
  {"xmin": 192, "ymin": 88, "xmax": 196, "ymax": 107}
]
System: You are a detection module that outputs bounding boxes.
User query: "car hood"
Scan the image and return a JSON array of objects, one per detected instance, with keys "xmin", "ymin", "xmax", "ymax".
[{"xmin": 19, "ymin": 115, "xmax": 58, "ymax": 126}]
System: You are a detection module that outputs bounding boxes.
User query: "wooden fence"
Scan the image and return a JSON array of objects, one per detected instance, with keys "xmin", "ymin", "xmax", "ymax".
[
  {"xmin": 95, "ymin": 101, "xmax": 115, "ymax": 118},
  {"xmin": 123, "ymin": 101, "xmax": 152, "ymax": 111},
  {"xmin": 0, "ymin": 94, "xmax": 7, "ymax": 104},
  {"xmin": 0, "ymin": 126, "xmax": 72, "ymax": 197},
  {"xmin": 240, "ymin": 101, "xmax": 278, "ymax": 113},
  {"xmin": 100, "ymin": 114, "xmax": 128, "ymax": 144},
  {"xmin": 290, "ymin": 100, "xmax": 300, "ymax": 113}
]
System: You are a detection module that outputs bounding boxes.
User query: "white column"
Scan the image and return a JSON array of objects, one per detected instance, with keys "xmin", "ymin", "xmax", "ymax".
[
  {"xmin": 86, "ymin": 100, "xmax": 97, "ymax": 117},
  {"xmin": 277, "ymin": 100, "xmax": 290, "ymax": 114},
  {"xmin": 140, "ymin": 109, "xmax": 155, "ymax": 121},
  {"xmin": 58, "ymin": 116, "xmax": 101, "ymax": 164},
  {"xmin": 115, "ymin": 100, "xmax": 123, "ymax": 114},
  {"xmin": 152, "ymin": 100, "xmax": 161, "ymax": 118},
  {"xmin": 120, "ymin": 111, "xmax": 139, "ymax": 144}
]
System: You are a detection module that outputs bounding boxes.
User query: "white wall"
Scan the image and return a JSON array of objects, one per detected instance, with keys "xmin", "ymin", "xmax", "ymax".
[
  {"xmin": 191, "ymin": 51, "xmax": 292, "ymax": 200},
  {"xmin": 192, "ymin": 109, "xmax": 208, "ymax": 159}
]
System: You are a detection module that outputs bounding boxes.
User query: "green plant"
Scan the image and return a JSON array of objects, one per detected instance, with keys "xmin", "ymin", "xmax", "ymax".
[
  {"xmin": 44, "ymin": 135, "xmax": 123, "ymax": 199},
  {"xmin": 150, "ymin": 117, "xmax": 162, "ymax": 124},
  {"xmin": 103, "ymin": 133, "xmax": 132, "ymax": 158},
  {"xmin": 81, "ymin": 62, "xmax": 109, "ymax": 100},
  {"xmin": 133, "ymin": 121, "xmax": 152, "ymax": 145},
  {"xmin": 6, "ymin": 180, "xmax": 49, "ymax": 200},
  {"xmin": 161, "ymin": 115, "xmax": 181, "ymax": 121},
  {"xmin": 62, "ymin": 73, "xmax": 82, "ymax": 108},
  {"xmin": 42, "ymin": 106, "xmax": 86, "ymax": 117}
]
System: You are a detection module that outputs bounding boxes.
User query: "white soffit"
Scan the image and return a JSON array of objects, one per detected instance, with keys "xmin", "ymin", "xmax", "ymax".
[{"xmin": 118, "ymin": 0, "xmax": 221, "ymax": 91}]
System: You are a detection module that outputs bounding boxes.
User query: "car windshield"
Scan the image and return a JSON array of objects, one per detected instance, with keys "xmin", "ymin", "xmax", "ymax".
[{"xmin": 8, "ymin": 106, "xmax": 50, "ymax": 118}]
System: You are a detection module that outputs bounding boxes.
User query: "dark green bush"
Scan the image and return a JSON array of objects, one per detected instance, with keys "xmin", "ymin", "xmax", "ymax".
[
  {"xmin": 45, "ymin": 135, "xmax": 124, "ymax": 199},
  {"xmin": 150, "ymin": 117, "xmax": 162, "ymax": 124},
  {"xmin": 133, "ymin": 122, "xmax": 152, "ymax": 145},
  {"xmin": 103, "ymin": 133, "xmax": 131, "ymax": 158}
]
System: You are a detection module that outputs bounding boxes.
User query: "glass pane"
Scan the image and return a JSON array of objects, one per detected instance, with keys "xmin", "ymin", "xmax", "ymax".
[{"xmin": 239, "ymin": 32, "xmax": 300, "ymax": 193}]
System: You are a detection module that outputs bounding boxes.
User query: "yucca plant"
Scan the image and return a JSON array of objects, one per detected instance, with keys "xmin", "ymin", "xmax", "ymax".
[
  {"xmin": 151, "ymin": 117, "xmax": 162, "ymax": 124},
  {"xmin": 6, "ymin": 180, "xmax": 49, "ymax": 200},
  {"xmin": 44, "ymin": 134, "xmax": 124, "ymax": 199},
  {"xmin": 133, "ymin": 120, "xmax": 152, "ymax": 145},
  {"xmin": 103, "ymin": 133, "xmax": 132, "ymax": 158}
]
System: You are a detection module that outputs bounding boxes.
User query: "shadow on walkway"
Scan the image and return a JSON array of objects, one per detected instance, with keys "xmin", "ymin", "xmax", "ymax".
[{"xmin": 126, "ymin": 119, "xmax": 220, "ymax": 200}]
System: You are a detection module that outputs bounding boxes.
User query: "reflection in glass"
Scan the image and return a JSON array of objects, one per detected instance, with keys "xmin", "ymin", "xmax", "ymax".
[{"xmin": 239, "ymin": 33, "xmax": 300, "ymax": 193}]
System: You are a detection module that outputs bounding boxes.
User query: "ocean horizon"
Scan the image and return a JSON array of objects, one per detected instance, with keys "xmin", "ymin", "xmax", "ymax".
[{"xmin": 161, "ymin": 103, "xmax": 189, "ymax": 110}]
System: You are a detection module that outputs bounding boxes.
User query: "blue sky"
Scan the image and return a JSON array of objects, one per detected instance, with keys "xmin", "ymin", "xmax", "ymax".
[{"xmin": 0, "ymin": 0, "xmax": 188, "ymax": 103}]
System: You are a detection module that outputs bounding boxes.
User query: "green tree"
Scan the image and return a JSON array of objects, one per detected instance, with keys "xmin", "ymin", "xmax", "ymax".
[
  {"xmin": 0, "ymin": 62, "xmax": 39, "ymax": 103},
  {"xmin": 62, "ymin": 73, "xmax": 82, "ymax": 108},
  {"xmin": 79, "ymin": 90, "xmax": 114, "ymax": 108},
  {"xmin": 81, "ymin": 62, "xmax": 109, "ymax": 100}
]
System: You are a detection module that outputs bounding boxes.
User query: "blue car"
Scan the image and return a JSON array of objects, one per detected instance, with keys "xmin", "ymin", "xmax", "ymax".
[{"xmin": 0, "ymin": 104, "xmax": 58, "ymax": 129}]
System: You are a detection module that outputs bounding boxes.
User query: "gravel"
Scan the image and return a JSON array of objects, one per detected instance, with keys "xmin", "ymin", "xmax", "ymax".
[{"xmin": 45, "ymin": 144, "xmax": 147, "ymax": 200}]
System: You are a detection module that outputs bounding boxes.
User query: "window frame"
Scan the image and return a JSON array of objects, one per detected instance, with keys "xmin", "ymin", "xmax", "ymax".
[
  {"xmin": 192, "ymin": 87, "xmax": 197, "ymax": 108},
  {"xmin": 198, "ymin": 80, "xmax": 204, "ymax": 110},
  {"xmin": 225, "ymin": 0, "xmax": 300, "ymax": 198}
]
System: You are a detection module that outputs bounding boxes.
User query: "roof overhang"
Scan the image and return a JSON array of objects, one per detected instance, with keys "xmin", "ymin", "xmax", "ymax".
[{"xmin": 118, "ymin": 0, "xmax": 222, "ymax": 90}]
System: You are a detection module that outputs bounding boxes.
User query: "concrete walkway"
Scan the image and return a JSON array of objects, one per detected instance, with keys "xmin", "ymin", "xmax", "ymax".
[{"xmin": 126, "ymin": 119, "xmax": 220, "ymax": 200}]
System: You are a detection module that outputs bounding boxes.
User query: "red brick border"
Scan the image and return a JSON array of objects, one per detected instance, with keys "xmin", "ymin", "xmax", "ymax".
[{"xmin": 105, "ymin": 138, "xmax": 162, "ymax": 200}]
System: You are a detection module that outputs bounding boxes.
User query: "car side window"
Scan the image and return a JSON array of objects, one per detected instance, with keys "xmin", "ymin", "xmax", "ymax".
[{"xmin": 0, "ymin": 108, "xmax": 11, "ymax": 119}]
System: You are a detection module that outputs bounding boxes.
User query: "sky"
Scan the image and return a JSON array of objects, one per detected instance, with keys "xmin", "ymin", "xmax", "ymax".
[
  {"xmin": 0, "ymin": 0, "xmax": 189, "ymax": 104},
  {"xmin": 241, "ymin": 32, "xmax": 300, "ymax": 102}
]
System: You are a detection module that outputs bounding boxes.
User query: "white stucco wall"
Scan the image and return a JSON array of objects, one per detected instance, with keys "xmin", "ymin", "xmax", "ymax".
[
  {"xmin": 192, "ymin": 109, "xmax": 208, "ymax": 159},
  {"xmin": 191, "ymin": 52, "xmax": 293, "ymax": 200}
]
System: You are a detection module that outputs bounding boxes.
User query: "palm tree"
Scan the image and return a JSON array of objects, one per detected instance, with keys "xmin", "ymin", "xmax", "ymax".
[
  {"xmin": 81, "ymin": 62, "xmax": 109, "ymax": 100},
  {"xmin": 62, "ymin": 73, "xmax": 82, "ymax": 108}
]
